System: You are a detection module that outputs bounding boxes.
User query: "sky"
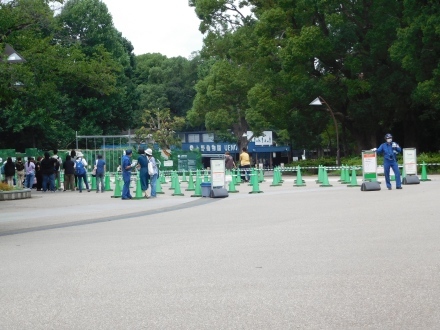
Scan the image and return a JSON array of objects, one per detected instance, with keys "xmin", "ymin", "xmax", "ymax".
[{"xmin": 101, "ymin": 0, "xmax": 205, "ymax": 58}]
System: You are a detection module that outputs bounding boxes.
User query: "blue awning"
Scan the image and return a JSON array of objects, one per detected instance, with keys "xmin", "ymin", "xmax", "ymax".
[{"xmin": 248, "ymin": 146, "xmax": 290, "ymax": 153}]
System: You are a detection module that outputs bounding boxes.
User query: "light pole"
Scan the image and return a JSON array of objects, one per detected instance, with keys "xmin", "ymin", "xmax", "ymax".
[{"xmin": 310, "ymin": 96, "xmax": 340, "ymax": 166}]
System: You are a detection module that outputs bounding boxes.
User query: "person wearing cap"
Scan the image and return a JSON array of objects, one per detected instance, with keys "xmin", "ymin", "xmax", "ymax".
[
  {"xmin": 137, "ymin": 148, "xmax": 150, "ymax": 198},
  {"xmin": 145, "ymin": 148, "xmax": 158, "ymax": 198},
  {"xmin": 372, "ymin": 133, "xmax": 402, "ymax": 190},
  {"xmin": 121, "ymin": 149, "xmax": 135, "ymax": 200},
  {"xmin": 75, "ymin": 151, "xmax": 91, "ymax": 192}
]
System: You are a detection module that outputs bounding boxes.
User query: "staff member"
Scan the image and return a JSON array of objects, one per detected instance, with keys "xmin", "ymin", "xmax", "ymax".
[{"xmin": 372, "ymin": 133, "xmax": 402, "ymax": 190}]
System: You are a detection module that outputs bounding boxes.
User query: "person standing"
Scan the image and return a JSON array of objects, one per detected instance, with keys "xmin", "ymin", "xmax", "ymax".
[
  {"xmin": 224, "ymin": 151, "xmax": 235, "ymax": 170},
  {"xmin": 63, "ymin": 155, "xmax": 75, "ymax": 191},
  {"xmin": 52, "ymin": 149, "xmax": 62, "ymax": 190},
  {"xmin": 75, "ymin": 152, "xmax": 90, "ymax": 193},
  {"xmin": 372, "ymin": 133, "xmax": 402, "ymax": 190},
  {"xmin": 35, "ymin": 156, "xmax": 43, "ymax": 191},
  {"xmin": 4, "ymin": 157, "xmax": 16, "ymax": 187},
  {"xmin": 40, "ymin": 152, "xmax": 56, "ymax": 192},
  {"xmin": 145, "ymin": 148, "xmax": 158, "ymax": 198},
  {"xmin": 24, "ymin": 157, "xmax": 36, "ymax": 189},
  {"xmin": 95, "ymin": 154, "xmax": 106, "ymax": 193},
  {"xmin": 121, "ymin": 149, "xmax": 134, "ymax": 200},
  {"xmin": 239, "ymin": 147, "xmax": 251, "ymax": 182},
  {"xmin": 15, "ymin": 157, "xmax": 25, "ymax": 188},
  {"xmin": 137, "ymin": 148, "xmax": 150, "ymax": 198}
]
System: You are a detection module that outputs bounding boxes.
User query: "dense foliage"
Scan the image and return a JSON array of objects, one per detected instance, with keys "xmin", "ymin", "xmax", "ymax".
[
  {"xmin": 2, "ymin": 0, "xmax": 440, "ymax": 158},
  {"xmin": 188, "ymin": 0, "xmax": 440, "ymax": 154}
]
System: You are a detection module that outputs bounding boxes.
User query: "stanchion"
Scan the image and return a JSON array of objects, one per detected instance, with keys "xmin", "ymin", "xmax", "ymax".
[
  {"xmin": 186, "ymin": 171, "xmax": 195, "ymax": 191},
  {"xmin": 133, "ymin": 173, "xmax": 144, "ymax": 199},
  {"xmin": 319, "ymin": 167, "xmax": 333, "ymax": 187},
  {"xmin": 111, "ymin": 175, "xmax": 122, "ymax": 198},
  {"xmin": 347, "ymin": 168, "xmax": 361, "ymax": 187},
  {"xmin": 104, "ymin": 172, "xmax": 113, "ymax": 191},
  {"xmin": 191, "ymin": 175, "xmax": 203, "ymax": 197},
  {"xmin": 420, "ymin": 162, "xmax": 431, "ymax": 181},
  {"xmin": 294, "ymin": 166, "xmax": 306, "ymax": 187},
  {"xmin": 249, "ymin": 169, "xmax": 263, "ymax": 194},
  {"xmin": 270, "ymin": 167, "xmax": 281, "ymax": 187},
  {"xmin": 172, "ymin": 177, "xmax": 185, "ymax": 196}
]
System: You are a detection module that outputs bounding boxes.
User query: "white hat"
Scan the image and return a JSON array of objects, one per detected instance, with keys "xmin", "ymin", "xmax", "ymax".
[
  {"xmin": 145, "ymin": 148, "xmax": 153, "ymax": 156},
  {"xmin": 76, "ymin": 151, "xmax": 83, "ymax": 157}
]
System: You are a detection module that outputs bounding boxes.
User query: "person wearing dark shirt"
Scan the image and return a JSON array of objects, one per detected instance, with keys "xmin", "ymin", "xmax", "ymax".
[
  {"xmin": 40, "ymin": 152, "xmax": 56, "ymax": 192},
  {"xmin": 63, "ymin": 155, "xmax": 75, "ymax": 191},
  {"xmin": 4, "ymin": 157, "xmax": 15, "ymax": 187}
]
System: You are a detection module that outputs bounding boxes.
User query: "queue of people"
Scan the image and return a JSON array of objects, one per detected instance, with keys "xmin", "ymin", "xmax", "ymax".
[{"xmin": 1, "ymin": 149, "xmax": 160, "ymax": 200}]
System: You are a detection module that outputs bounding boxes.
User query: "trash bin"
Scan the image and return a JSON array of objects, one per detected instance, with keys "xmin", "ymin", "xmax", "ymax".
[{"xmin": 200, "ymin": 182, "xmax": 211, "ymax": 197}]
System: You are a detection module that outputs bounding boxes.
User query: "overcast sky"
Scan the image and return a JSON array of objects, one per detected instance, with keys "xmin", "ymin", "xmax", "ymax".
[{"xmin": 101, "ymin": 0, "xmax": 204, "ymax": 58}]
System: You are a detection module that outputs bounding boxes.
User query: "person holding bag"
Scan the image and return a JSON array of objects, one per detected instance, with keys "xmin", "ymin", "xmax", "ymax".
[{"xmin": 145, "ymin": 148, "xmax": 158, "ymax": 198}]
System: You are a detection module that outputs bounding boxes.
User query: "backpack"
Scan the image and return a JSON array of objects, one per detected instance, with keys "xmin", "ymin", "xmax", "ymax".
[
  {"xmin": 75, "ymin": 159, "xmax": 86, "ymax": 175},
  {"xmin": 53, "ymin": 156, "xmax": 61, "ymax": 171},
  {"xmin": 16, "ymin": 162, "xmax": 24, "ymax": 171}
]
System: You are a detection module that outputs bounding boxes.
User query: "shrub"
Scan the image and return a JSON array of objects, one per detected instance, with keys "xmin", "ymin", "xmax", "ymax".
[{"xmin": 0, "ymin": 182, "xmax": 13, "ymax": 191}]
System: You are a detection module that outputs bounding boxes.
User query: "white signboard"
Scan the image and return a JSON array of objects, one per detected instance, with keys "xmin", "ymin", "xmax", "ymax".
[
  {"xmin": 163, "ymin": 160, "xmax": 173, "ymax": 167},
  {"xmin": 362, "ymin": 151, "xmax": 377, "ymax": 173},
  {"xmin": 362, "ymin": 150, "xmax": 378, "ymax": 181},
  {"xmin": 403, "ymin": 148, "xmax": 417, "ymax": 175},
  {"xmin": 246, "ymin": 131, "xmax": 273, "ymax": 146},
  {"xmin": 210, "ymin": 159, "xmax": 225, "ymax": 187}
]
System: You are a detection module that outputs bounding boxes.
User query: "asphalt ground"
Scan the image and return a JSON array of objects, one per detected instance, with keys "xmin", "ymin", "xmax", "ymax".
[{"xmin": 1, "ymin": 175, "xmax": 440, "ymax": 329}]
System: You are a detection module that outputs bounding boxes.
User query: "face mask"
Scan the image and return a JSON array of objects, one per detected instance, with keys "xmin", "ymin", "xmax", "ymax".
[{"xmin": 386, "ymin": 138, "xmax": 392, "ymax": 143}]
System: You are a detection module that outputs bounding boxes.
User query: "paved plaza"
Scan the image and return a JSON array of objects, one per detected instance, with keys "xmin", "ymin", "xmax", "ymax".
[{"xmin": 1, "ymin": 175, "xmax": 440, "ymax": 329}]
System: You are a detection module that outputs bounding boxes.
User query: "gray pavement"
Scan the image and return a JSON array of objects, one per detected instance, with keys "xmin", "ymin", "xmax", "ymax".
[{"xmin": 1, "ymin": 175, "xmax": 440, "ymax": 329}]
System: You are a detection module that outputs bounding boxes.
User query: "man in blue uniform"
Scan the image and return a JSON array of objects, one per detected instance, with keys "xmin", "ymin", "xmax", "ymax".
[
  {"xmin": 121, "ymin": 149, "xmax": 134, "ymax": 199},
  {"xmin": 372, "ymin": 133, "xmax": 402, "ymax": 190}
]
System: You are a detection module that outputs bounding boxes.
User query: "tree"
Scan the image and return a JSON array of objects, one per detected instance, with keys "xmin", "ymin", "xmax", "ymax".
[{"xmin": 135, "ymin": 108, "xmax": 185, "ymax": 150}]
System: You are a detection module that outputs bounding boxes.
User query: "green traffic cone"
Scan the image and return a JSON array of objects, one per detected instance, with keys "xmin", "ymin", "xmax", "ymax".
[
  {"xmin": 172, "ymin": 176, "xmax": 185, "ymax": 196},
  {"xmin": 347, "ymin": 168, "xmax": 361, "ymax": 187},
  {"xmin": 235, "ymin": 168, "xmax": 242, "ymax": 185},
  {"xmin": 181, "ymin": 170, "xmax": 188, "ymax": 182},
  {"xmin": 186, "ymin": 172, "xmax": 195, "ymax": 191},
  {"xmin": 420, "ymin": 162, "xmax": 431, "ymax": 181},
  {"xmin": 270, "ymin": 168, "xmax": 281, "ymax": 186},
  {"xmin": 279, "ymin": 167, "xmax": 284, "ymax": 183},
  {"xmin": 294, "ymin": 166, "xmax": 306, "ymax": 187},
  {"xmin": 111, "ymin": 174, "xmax": 122, "ymax": 198},
  {"xmin": 338, "ymin": 165, "xmax": 344, "ymax": 182},
  {"xmin": 249, "ymin": 169, "xmax": 263, "ymax": 194},
  {"xmin": 104, "ymin": 172, "xmax": 113, "ymax": 191},
  {"xmin": 319, "ymin": 167, "xmax": 333, "ymax": 187},
  {"xmin": 160, "ymin": 172, "xmax": 166, "ymax": 184},
  {"xmin": 169, "ymin": 171, "xmax": 176, "ymax": 190},
  {"xmin": 316, "ymin": 165, "xmax": 324, "ymax": 184},
  {"xmin": 228, "ymin": 178, "xmax": 239, "ymax": 193},
  {"xmin": 191, "ymin": 176, "xmax": 203, "ymax": 197},
  {"xmin": 155, "ymin": 177, "xmax": 165, "ymax": 194},
  {"xmin": 133, "ymin": 173, "xmax": 144, "ymax": 199},
  {"xmin": 203, "ymin": 170, "xmax": 210, "ymax": 182},
  {"xmin": 258, "ymin": 169, "xmax": 265, "ymax": 182},
  {"xmin": 342, "ymin": 166, "xmax": 350, "ymax": 184}
]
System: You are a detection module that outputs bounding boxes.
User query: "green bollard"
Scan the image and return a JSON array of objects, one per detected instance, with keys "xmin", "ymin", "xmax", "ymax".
[
  {"xmin": 186, "ymin": 171, "xmax": 195, "ymax": 191},
  {"xmin": 104, "ymin": 172, "xmax": 113, "ymax": 191},
  {"xmin": 191, "ymin": 175, "xmax": 203, "ymax": 197},
  {"xmin": 111, "ymin": 174, "xmax": 122, "ymax": 198}
]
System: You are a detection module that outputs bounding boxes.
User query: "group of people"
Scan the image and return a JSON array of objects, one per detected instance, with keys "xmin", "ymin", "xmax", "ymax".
[
  {"xmin": 224, "ymin": 148, "xmax": 251, "ymax": 182},
  {"xmin": 120, "ymin": 148, "xmax": 158, "ymax": 200}
]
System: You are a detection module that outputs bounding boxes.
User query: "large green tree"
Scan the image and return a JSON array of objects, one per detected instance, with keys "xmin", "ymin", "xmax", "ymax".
[{"xmin": 190, "ymin": 0, "xmax": 437, "ymax": 154}]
